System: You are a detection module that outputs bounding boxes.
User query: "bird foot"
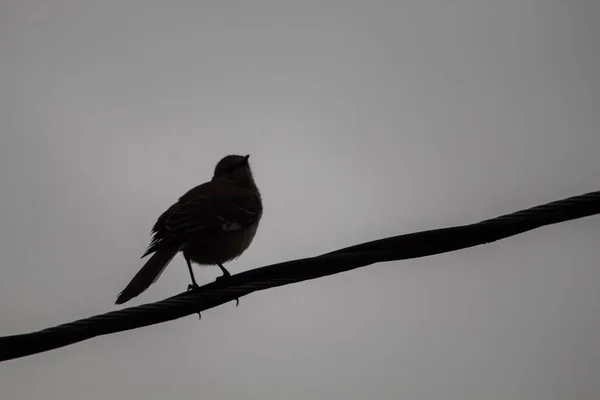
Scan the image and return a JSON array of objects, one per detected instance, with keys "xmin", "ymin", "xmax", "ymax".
[
  {"xmin": 186, "ymin": 283, "xmax": 202, "ymax": 319},
  {"xmin": 215, "ymin": 274, "xmax": 239, "ymax": 307}
]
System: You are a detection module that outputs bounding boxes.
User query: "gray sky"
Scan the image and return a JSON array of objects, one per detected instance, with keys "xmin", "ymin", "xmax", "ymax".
[{"xmin": 0, "ymin": 1, "xmax": 599, "ymax": 399}]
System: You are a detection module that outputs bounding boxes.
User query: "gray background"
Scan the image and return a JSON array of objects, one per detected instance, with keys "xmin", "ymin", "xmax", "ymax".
[{"xmin": 0, "ymin": 1, "xmax": 599, "ymax": 399}]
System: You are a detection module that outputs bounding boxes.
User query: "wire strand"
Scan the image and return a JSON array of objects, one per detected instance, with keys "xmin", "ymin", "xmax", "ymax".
[{"xmin": 1, "ymin": 190, "xmax": 599, "ymax": 362}]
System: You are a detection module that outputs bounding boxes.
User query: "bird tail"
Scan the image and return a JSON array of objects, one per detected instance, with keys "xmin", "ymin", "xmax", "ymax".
[{"xmin": 115, "ymin": 245, "xmax": 179, "ymax": 305}]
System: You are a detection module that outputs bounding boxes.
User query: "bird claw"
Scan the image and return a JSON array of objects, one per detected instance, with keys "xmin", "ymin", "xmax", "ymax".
[
  {"xmin": 215, "ymin": 274, "xmax": 229, "ymax": 282},
  {"xmin": 186, "ymin": 284, "xmax": 202, "ymax": 319},
  {"xmin": 214, "ymin": 275, "xmax": 239, "ymax": 307}
]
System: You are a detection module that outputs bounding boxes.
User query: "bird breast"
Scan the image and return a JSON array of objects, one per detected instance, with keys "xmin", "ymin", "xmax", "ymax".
[{"xmin": 182, "ymin": 220, "xmax": 260, "ymax": 265}]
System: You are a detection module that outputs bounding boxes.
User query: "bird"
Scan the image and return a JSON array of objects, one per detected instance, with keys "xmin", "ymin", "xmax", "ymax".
[{"xmin": 115, "ymin": 154, "xmax": 262, "ymax": 305}]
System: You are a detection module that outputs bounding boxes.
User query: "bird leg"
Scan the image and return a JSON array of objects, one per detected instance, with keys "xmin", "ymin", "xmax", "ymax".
[
  {"xmin": 216, "ymin": 263, "xmax": 239, "ymax": 307},
  {"xmin": 217, "ymin": 263, "xmax": 231, "ymax": 277},
  {"xmin": 184, "ymin": 254, "xmax": 202, "ymax": 319},
  {"xmin": 184, "ymin": 254, "xmax": 200, "ymax": 291}
]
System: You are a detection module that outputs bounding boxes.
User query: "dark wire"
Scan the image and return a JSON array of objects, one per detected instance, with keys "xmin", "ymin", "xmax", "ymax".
[{"xmin": 1, "ymin": 190, "xmax": 599, "ymax": 362}]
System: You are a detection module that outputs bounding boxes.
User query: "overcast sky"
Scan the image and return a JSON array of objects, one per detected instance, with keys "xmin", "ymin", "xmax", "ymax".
[{"xmin": 0, "ymin": 1, "xmax": 599, "ymax": 399}]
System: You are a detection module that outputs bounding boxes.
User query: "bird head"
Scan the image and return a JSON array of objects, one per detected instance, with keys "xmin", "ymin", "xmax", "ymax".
[{"xmin": 212, "ymin": 154, "xmax": 255, "ymax": 188}]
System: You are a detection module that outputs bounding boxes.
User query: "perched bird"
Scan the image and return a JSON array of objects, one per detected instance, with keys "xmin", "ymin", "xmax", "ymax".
[{"xmin": 116, "ymin": 154, "xmax": 262, "ymax": 305}]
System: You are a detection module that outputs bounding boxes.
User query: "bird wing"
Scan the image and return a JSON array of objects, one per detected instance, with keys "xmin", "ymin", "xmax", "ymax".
[{"xmin": 142, "ymin": 182, "xmax": 261, "ymax": 257}]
